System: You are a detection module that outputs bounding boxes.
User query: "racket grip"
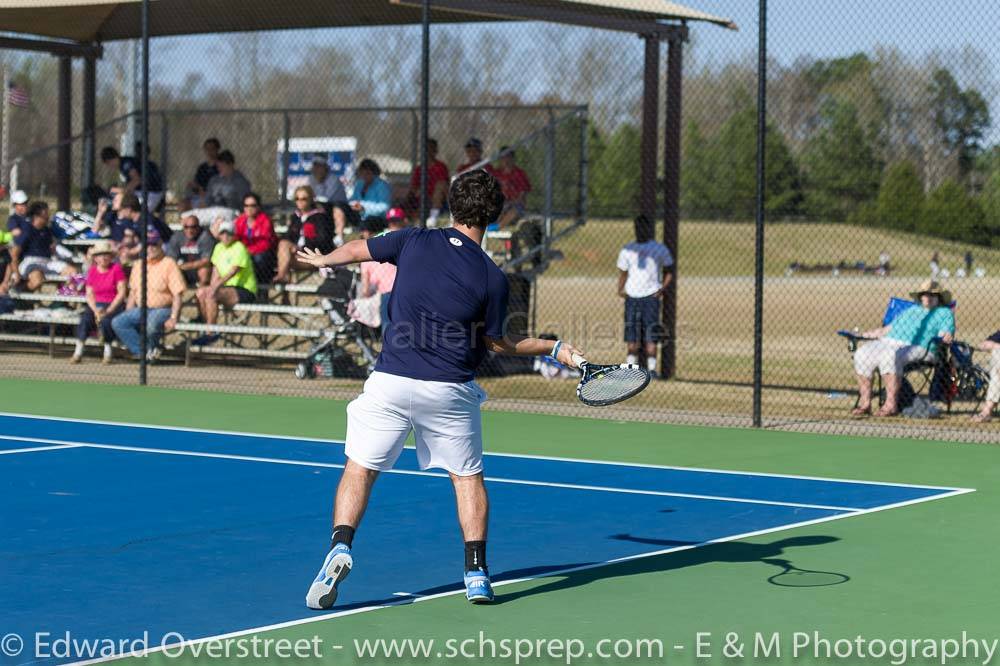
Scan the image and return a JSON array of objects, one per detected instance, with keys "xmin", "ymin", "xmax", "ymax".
[{"xmin": 571, "ymin": 353, "xmax": 587, "ymax": 368}]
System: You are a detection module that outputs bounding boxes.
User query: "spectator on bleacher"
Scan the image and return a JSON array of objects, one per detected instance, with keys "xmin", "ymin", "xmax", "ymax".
[
  {"xmin": 348, "ymin": 158, "xmax": 391, "ymax": 230},
  {"xmin": 972, "ymin": 332, "xmax": 1000, "ymax": 423},
  {"xmin": 358, "ymin": 207, "xmax": 404, "ymax": 328},
  {"xmin": 273, "ymin": 185, "xmax": 335, "ymax": 284},
  {"xmin": 10, "ymin": 201, "xmax": 78, "ymax": 293},
  {"xmin": 94, "ymin": 191, "xmax": 141, "ymax": 243},
  {"xmin": 116, "ymin": 194, "xmax": 173, "ymax": 260},
  {"xmin": 72, "ymin": 240, "xmax": 125, "ymax": 365},
  {"xmin": 493, "ymin": 146, "xmax": 532, "ymax": 229},
  {"xmin": 617, "ymin": 215, "xmax": 673, "ymax": 379},
  {"xmin": 100, "ymin": 145, "xmax": 165, "ymax": 212},
  {"xmin": 204, "ymin": 150, "xmax": 252, "ymax": 211},
  {"xmin": 0, "ymin": 226, "xmax": 13, "ymax": 295},
  {"xmin": 166, "ymin": 214, "xmax": 215, "ymax": 288},
  {"xmin": 233, "ymin": 191, "xmax": 277, "ymax": 284},
  {"xmin": 456, "ymin": 137, "xmax": 492, "ymax": 176},
  {"xmin": 194, "ymin": 221, "xmax": 257, "ymax": 344},
  {"xmin": 7, "ymin": 190, "xmax": 30, "ymax": 238},
  {"xmin": 851, "ymin": 280, "xmax": 955, "ymax": 418},
  {"xmin": 112, "ymin": 227, "xmax": 185, "ymax": 363},
  {"xmin": 308, "ymin": 156, "xmax": 349, "ymax": 247},
  {"xmin": 117, "ymin": 227, "xmax": 139, "ymax": 272},
  {"xmin": 182, "ymin": 137, "xmax": 221, "ymax": 210},
  {"xmin": 407, "ymin": 138, "xmax": 449, "ymax": 227}
]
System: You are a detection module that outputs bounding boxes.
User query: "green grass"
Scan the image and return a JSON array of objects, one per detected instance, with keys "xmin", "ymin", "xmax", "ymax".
[
  {"xmin": 550, "ymin": 219, "xmax": 1000, "ymax": 277},
  {"xmin": 3, "ymin": 378, "xmax": 999, "ymax": 665}
]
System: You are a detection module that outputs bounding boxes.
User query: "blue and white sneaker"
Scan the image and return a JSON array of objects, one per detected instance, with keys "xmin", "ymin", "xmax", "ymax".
[
  {"xmin": 464, "ymin": 568, "xmax": 494, "ymax": 603},
  {"xmin": 306, "ymin": 544, "xmax": 353, "ymax": 610}
]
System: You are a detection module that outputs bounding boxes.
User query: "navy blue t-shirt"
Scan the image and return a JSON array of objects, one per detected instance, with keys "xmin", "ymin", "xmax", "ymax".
[
  {"xmin": 120, "ymin": 155, "xmax": 164, "ymax": 192},
  {"xmin": 15, "ymin": 225, "xmax": 54, "ymax": 258},
  {"xmin": 7, "ymin": 213, "xmax": 30, "ymax": 236},
  {"xmin": 367, "ymin": 227, "xmax": 510, "ymax": 383}
]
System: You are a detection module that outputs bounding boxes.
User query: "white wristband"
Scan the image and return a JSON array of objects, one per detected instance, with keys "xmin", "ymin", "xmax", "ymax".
[{"xmin": 551, "ymin": 340, "xmax": 562, "ymax": 359}]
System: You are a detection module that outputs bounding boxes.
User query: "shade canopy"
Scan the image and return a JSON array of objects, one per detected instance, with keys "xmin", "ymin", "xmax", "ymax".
[{"xmin": 0, "ymin": 0, "xmax": 735, "ymax": 44}]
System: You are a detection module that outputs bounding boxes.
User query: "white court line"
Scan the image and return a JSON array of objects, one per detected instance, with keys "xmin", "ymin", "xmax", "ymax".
[
  {"xmin": 65, "ymin": 486, "xmax": 976, "ymax": 666},
  {"xmin": 0, "ymin": 411, "xmax": 973, "ymax": 492},
  {"xmin": 0, "ymin": 443, "xmax": 80, "ymax": 455},
  {"xmin": 0, "ymin": 435, "xmax": 861, "ymax": 512}
]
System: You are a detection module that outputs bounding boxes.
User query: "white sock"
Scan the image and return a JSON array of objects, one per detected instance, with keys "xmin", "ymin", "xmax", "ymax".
[
  {"xmin": 73, "ymin": 340, "xmax": 84, "ymax": 357},
  {"xmin": 626, "ymin": 354, "xmax": 638, "ymax": 366},
  {"xmin": 103, "ymin": 343, "xmax": 112, "ymax": 359},
  {"xmin": 647, "ymin": 356, "xmax": 657, "ymax": 372}
]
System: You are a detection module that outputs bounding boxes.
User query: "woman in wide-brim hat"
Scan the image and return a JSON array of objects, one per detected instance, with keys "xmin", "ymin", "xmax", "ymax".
[
  {"xmin": 849, "ymin": 279, "xmax": 955, "ymax": 418},
  {"xmin": 73, "ymin": 240, "xmax": 127, "ymax": 364}
]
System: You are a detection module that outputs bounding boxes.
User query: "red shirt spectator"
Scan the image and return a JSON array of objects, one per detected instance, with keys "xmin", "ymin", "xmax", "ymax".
[
  {"xmin": 494, "ymin": 165, "xmax": 532, "ymax": 202},
  {"xmin": 410, "ymin": 159, "xmax": 450, "ymax": 199},
  {"xmin": 234, "ymin": 210, "xmax": 277, "ymax": 256}
]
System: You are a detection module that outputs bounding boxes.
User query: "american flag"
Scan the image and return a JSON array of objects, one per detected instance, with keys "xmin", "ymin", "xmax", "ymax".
[{"xmin": 6, "ymin": 82, "xmax": 29, "ymax": 108}]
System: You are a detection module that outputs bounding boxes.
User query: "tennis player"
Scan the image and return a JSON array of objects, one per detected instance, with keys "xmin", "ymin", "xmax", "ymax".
[{"xmin": 298, "ymin": 169, "xmax": 583, "ymax": 609}]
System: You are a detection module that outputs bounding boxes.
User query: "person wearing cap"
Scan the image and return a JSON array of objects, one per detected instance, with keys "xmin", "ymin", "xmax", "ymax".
[
  {"xmin": 7, "ymin": 190, "xmax": 30, "ymax": 238},
  {"xmin": 851, "ymin": 280, "xmax": 955, "ymax": 417},
  {"xmin": 73, "ymin": 240, "xmax": 127, "ymax": 364},
  {"xmin": 112, "ymin": 226, "xmax": 185, "ymax": 363},
  {"xmin": 309, "ymin": 155, "xmax": 349, "ymax": 247},
  {"xmin": 456, "ymin": 138, "xmax": 493, "ymax": 176},
  {"xmin": 100, "ymin": 146, "xmax": 165, "ymax": 212},
  {"xmin": 493, "ymin": 146, "xmax": 532, "ymax": 230},
  {"xmin": 194, "ymin": 221, "xmax": 256, "ymax": 341},
  {"xmin": 407, "ymin": 138, "xmax": 450, "ymax": 227},
  {"xmin": 166, "ymin": 214, "xmax": 216, "ymax": 287},
  {"xmin": 12, "ymin": 201, "xmax": 78, "ymax": 292},
  {"xmin": 205, "ymin": 150, "xmax": 252, "ymax": 211},
  {"xmin": 349, "ymin": 158, "xmax": 391, "ymax": 228}
]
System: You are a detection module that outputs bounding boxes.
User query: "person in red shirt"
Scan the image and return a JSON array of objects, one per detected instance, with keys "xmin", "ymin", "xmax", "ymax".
[
  {"xmin": 233, "ymin": 191, "xmax": 277, "ymax": 284},
  {"xmin": 455, "ymin": 137, "xmax": 494, "ymax": 177},
  {"xmin": 493, "ymin": 146, "xmax": 532, "ymax": 229},
  {"xmin": 407, "ymin": 138, "xmax": 449, "ymax": 226}
]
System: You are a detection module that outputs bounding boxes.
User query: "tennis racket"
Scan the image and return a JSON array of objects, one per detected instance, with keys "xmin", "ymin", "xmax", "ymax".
[{"xmin": 572, "ymin": 354, "xmax": 651, "ymax": 407}]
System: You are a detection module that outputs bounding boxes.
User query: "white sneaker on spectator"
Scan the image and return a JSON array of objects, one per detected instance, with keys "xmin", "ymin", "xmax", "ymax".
[
  {"xmin": 333, "ymin": 234, "xmax": 345, "ymax": 248},
  {"xmin": 102, "ymin": 344, "xmax": 113, "ymax": 365},
  {"xmin": 146, "ymin": 347, "xmax": 161, "ymax": 364}
]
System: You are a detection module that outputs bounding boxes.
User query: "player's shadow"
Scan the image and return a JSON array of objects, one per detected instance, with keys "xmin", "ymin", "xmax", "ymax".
[{"xmin": 490, "ymin": 534, "xmax": 848, "ymax": 605}]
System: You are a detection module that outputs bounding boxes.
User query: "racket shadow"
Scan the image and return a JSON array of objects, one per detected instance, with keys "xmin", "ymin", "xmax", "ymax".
[{"xmin": 491, "ymin": 534, "xmax": 847, "ymax": 605}]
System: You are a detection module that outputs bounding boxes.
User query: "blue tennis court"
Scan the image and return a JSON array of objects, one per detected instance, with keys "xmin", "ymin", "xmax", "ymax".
[{"xmin": 0, "ymin": 413, "xmax": 971, "ymax": 666}]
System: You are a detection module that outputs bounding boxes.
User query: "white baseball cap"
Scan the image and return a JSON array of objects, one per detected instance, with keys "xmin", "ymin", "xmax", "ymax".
[
  {"xmin": 218, "ymin": 220, "xmax": 235, "ymax": 234},
  {"xmin": 10, "ymin": 190, "xmax": 27, "ymax": 205}
]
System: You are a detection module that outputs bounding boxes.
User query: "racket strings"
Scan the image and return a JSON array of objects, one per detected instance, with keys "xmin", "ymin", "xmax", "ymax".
[{"xmin": 578, "ymin": 366, "xmax": 649, "ymax": 404}]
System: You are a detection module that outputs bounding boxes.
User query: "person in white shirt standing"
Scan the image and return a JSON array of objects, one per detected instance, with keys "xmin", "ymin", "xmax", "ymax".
[{"xmin": 616, "ymin": 215, "xmax": 674, "ymax": 377}]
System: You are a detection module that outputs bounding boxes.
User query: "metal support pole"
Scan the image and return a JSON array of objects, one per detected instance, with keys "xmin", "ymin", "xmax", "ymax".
[
  {"xmin": 543, "ymin": 108, "xmax": 555, "ymax": 248},
  {"xmin": 159, "ymin": 112, "xmax": 169, "ymax": 194},
  {"xmin": 661, "ymin": 26, "xmax": 686, "ymax": 379},
  {"xmin": 1, "ymin": 65, "xmax": 9, "ymax": 190},
  {"xmin": 410, "ymin": 110, "xmax": 419, "ymax": 180},
  {"xmin": 82, "ymin": 56, "xmax": 97, "ymax": 194},
  {"xmin": 139, "ymin": 0, "xmax": 150, "ymax": 385},
  {"xmin": 640, "ymin": 34, "xmax": 660, "ymax": 220},
  {"xmin": 280, "ymin": 112, "xmax": 291, "ymax": 202},
  {"xmin": 418, "ymin": 0, "xmax": 431, "ymax": 228},
  {"xmin": 752, "ymin": 0, "xmax": 767, "ymax": 427},
  {"xmin": 56, "ymin": 56, "xmax": 72, "ymax": 212},
  {"xmin": 578, "ymin": 109, "xmax": 589, "ymax": 226}
]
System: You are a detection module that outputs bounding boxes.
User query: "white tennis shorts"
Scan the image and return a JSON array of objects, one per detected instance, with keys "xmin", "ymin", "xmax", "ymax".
[{"xmin": 345, "ymin": 371, "xmax": 487, "ymax": 476}]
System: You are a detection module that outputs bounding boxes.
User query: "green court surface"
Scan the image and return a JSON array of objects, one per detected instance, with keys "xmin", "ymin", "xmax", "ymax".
[{"xmin": 3, "ymin": 377, "xmax": 999, "ymax": 666}]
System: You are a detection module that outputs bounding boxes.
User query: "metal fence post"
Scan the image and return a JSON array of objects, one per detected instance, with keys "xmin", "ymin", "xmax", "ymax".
[
  {"xmin": 578, "ymin": 108, "xmax": 589, "ymax": 227},
  {"xmin": 543, "ymin": 108, "xmax": 555, "ymax": 249},
  {"xmin": 159, "ymin": 112, "xmax": 169, "ymax": 194},
  {"xmin": 280, "ymin": 111, "xmax": 291, "ymax": 203},
  {"xmin": 752, "ymin": 0, "xmax": 768, "ymax": 427}
]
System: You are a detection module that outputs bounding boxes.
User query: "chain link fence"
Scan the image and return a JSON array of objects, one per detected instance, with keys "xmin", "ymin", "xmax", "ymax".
[{"xmin": 3, "ymin": 1, "xmax": 1000, "ymax": 442}]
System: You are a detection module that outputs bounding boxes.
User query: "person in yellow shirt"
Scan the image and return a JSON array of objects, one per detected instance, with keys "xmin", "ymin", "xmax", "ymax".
[
  {"xmin": 195, "ymin": 221, "xmax": 256, "ymax": 344},
  {"xmin": 0, "ymin": 227, "xmax": 13, "ymax": 295}
]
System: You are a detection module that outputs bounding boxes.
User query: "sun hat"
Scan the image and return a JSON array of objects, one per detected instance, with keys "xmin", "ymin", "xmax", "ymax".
[
  {"xmin": 90, "ymin": 240, "xmax": 115, "ymax": 256},
  {"xmin": 909, "ymin": 279, "xmax": 952, "ymax": 305}
]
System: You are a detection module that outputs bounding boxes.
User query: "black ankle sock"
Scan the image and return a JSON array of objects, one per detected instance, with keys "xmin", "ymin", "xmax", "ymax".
[
  {"xmin": 465, "ymin": 540, "xmax": 487, "ymax": 571},
  {"xmin": 331, "ymin": 524, "xmax": 355, "ymax": 549}
]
